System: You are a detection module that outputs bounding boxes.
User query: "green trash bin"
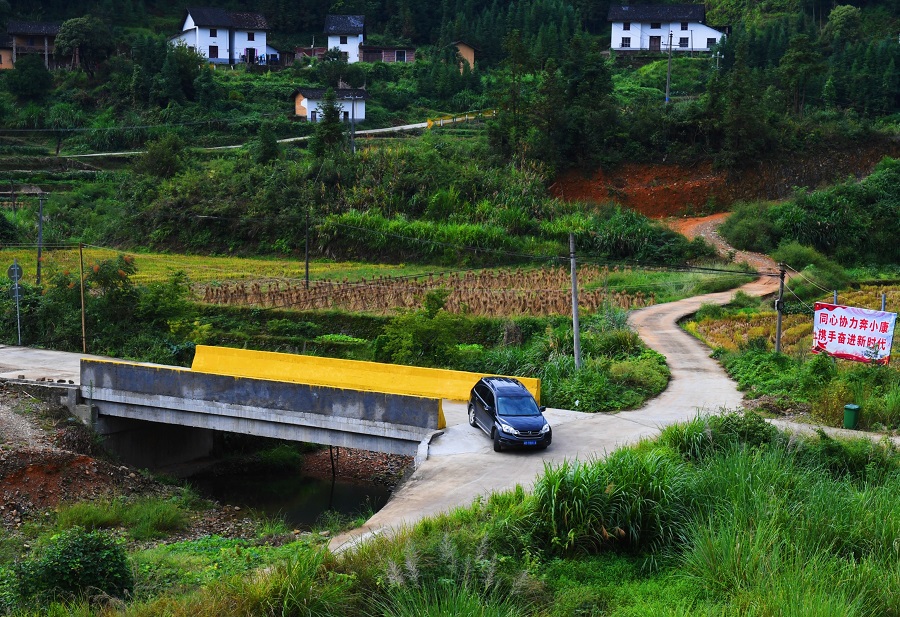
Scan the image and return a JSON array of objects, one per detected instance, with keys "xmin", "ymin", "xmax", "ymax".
[{"xmin": 843, "ymin": 404, "xmax": 860, "ymax": 430}]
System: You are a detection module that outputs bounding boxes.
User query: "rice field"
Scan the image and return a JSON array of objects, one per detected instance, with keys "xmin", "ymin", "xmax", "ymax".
[
  {"xmin": 691, "ymin": 285, "xmax": 900, "ymax": 356},
  {"xmin": 0, "ymin": 245, "xmax": 749, "ymax": 315}
]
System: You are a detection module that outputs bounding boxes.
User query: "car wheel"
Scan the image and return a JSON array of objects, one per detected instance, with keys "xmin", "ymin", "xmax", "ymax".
[
  {"xmin": 468, "ymin": 404, "xmax": 477, "ymax": 428},
  {"xmin": 493, "ymin": 430, "xmax": 502, "ymax": 452}
]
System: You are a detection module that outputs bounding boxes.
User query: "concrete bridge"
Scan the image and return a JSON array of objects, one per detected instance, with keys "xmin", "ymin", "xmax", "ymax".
[{"xmin": 64, "ymin": 347, "xmax": 539, "ymax": 469}]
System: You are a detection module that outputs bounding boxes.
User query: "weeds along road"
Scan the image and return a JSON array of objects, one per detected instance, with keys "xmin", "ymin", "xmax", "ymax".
[{"xmin": 329, "ymin": 223, "xmax": 782, "ymax": 552}]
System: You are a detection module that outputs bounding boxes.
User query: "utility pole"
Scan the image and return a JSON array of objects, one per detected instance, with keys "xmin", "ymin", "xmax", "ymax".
[
  {"xmin": 79, "ymin": 243, "xmax": 87, "ymax": 353},
  {"xmin": 36, "ymin": 194, "xmax": 44, "ymax": 285},
  {"xmin": 665, "ymin": 31, "xmax": 674, "ymax": 105},
  {"xmin": 775, "ymin": 263, "xmax": 786, "ymax": 353},
  {"xmin": 569, "ymin": 233, "xmax": 582, "ymax": 370},
  {"xmin": 304, "ymin": 204, "xmax": 310, "ymax": 289}
]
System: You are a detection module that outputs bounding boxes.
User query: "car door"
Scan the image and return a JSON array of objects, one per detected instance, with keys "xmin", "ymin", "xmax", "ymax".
[{"xmin": 473, "ymin": 383, "xmax": 493, "ymax": 431}]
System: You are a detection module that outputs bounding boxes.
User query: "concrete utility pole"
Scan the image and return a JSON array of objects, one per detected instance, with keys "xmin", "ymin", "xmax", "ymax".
[
  {"xmin": 36, "ymin": 194, "xmax": 45, "ymax": 285},
  {"xmin": 665, "ymin": 31, "xmax": 674, "ymax": 105},
  {"xmin": 775, "ymin": 263, "xmax": 786, "ymax": 353},
  {"xmin": 570, "ymin": 233, "xmax": 582, "ymax": 370}
]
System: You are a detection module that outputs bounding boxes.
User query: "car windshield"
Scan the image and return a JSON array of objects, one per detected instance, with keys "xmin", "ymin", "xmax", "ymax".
[{"xmin": 497, "ymin": 395, "xmax": 540, "ymax": 417}]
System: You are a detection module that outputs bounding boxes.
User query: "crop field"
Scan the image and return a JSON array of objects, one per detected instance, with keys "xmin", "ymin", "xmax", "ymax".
[
  {"xmin": 690, "ymin": 285, "xmax": 900, "ymax": 358},
  {"xmin": 199, "ymin": 265, "xmax": 658, "ymax": 316},
  {"xmin": 0, "ymin": 245, "xmax": 749, "ymax": 316}
]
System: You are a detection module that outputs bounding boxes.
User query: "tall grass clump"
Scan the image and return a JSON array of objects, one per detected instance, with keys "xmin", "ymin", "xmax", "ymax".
[{"xmin": 531, "ymin": 447, "xmax": 690, "ymax": 557}]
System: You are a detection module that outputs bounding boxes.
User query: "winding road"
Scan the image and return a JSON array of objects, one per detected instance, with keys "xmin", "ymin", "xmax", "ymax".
[{"xmin": 329, "ymin": 218, "xmax": 782, "ymax": 551}]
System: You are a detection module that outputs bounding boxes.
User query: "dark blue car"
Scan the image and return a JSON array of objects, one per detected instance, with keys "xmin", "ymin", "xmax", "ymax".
[{"xmin": 468, "ymin": 377, "xmax": 551, "ymax": 452}]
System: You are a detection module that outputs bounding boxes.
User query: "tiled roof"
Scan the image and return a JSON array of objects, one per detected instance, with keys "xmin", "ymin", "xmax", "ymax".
[
  {"xmin": 186, "ymin": 7, "xmax": 269, "ymax": 30},
  {"xmin": 292, "ymin": 88, "xmax": 369, "ymax": 101},
  {"xmin": 607, "ymin": 4, "xmax": 706, "ymax": 22},
  {"xmin": 186, "ymin": 7, "xmax": 232, "ymax": 27},
  {"xmin": 7, "ymin": 20, "xmax": 61, "ymax": 36},
  {"xmin": 324, "ymin": 15, "xmax": 364, "ymax": 35},
  {"xmin": 230, "ymin": 12, "xmax": 269, "ymax": 30}
]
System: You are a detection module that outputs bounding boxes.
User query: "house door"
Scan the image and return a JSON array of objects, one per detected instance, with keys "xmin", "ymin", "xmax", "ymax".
[
  {"xmin": 246, "ymin": 48, "xmax": 257, "ymax": 64},
  {"xmin": 649, "ymin": 36, "xmax": 661, "ymax": 51}
]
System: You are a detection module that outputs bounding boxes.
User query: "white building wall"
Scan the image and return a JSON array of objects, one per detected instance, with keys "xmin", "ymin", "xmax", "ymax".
[
  {"xmin": 304, "ymin": 97, "xmax": 367, "ymax": 122},
  {"xmin": 233, "ymin": 30, "xmax": 266, "ymax": 62},
  {"xmin": 610, "ymin": 21, "xmax": 723, "ymax": 51},
  {"xmin": 326, "ymin": 33, "xmax": 363, "ymax": 63}
]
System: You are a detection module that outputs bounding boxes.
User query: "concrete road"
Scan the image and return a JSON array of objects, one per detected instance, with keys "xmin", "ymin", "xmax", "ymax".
[{"xmin": 328, "ymin": 273, "xmax": 782, "ymax": 551}]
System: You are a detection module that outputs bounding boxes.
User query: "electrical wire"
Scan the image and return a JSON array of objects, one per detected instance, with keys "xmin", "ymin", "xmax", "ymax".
[
  {"xmin": 785, "ymin": 263, "xmax": 832, "ymax": 294},
  {"xmin": 783, "ymin": 282, "xmax": 815, "ymax": 313}
]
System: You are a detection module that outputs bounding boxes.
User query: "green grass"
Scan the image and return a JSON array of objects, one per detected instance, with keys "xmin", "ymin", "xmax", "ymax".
[
  {"xmin": 10, "ymin": 413, "xmax": 900, "ymax": 615},
  {"xmin": 55, "ymin": 497, "xmax": 189, "ymax": 540}
]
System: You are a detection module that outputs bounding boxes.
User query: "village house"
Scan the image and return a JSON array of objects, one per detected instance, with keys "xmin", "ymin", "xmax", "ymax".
[
  {"xmin": 607, "ymin": 5, "xmax": 726, "ymax": 53},
  {"xmin": 291, "ymin": 88, "xmax": 368, "ymax": 123},
  {"xmin": 5, "ymin": 20, "xmax": 72, "ymax": 69},
  {"xmin": 451, "ymin": 40, "xmax": 476, "ymax": 73},
  {"xmin": 170, "ymin": 7, "xmax": 278, "ymax": 65},
  {"xmin": 298, "ymin": 15, "xmax": 414, "ymax": 64},
  {"xmin": 0, "ymin": 34, "xmax": 13, "ymax": 70}
]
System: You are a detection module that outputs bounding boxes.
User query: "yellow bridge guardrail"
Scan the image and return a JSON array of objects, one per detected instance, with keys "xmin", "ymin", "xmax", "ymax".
[
  {"xmin": 426, "ymin": 109, "xmax": 496, "ymax": 129},
  {"xmin": 191, "ymin": 345, "xmax": 542, "ymax": 428}
]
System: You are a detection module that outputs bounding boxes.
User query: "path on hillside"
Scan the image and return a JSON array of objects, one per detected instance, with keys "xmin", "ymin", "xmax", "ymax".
[{"xmin": 328, "ymin": 218, "xmax": 781, "ymax": 551}]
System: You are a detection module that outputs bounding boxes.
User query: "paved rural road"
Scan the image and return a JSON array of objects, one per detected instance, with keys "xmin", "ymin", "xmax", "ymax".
[{"xmin": 329, "ymin": 268, "xmax": 781, "ymax": 551}]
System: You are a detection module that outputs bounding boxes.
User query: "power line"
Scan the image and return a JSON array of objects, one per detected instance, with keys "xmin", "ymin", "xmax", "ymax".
[{"xmin": 785, "ymin": 263, "xmax": 832, "ymax": 294}]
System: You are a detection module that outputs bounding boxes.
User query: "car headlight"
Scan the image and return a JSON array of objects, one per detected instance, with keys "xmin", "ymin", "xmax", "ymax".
[
  {"xmin": 540, "ymin": 423, "xmax": 550, "ymax": 434},
  {"xmin": 499, "ymin": 422, "xmax": 519, "ymax": 436}
]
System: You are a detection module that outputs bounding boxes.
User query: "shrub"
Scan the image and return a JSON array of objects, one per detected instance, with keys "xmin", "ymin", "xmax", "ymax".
[{"xmin": 15, "ymin": 527, "xmax": 133, "ymax": 603}]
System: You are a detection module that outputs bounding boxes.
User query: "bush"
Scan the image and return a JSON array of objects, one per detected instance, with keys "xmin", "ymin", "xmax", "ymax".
[{"xmin": 15, "ymin": 527, "xmax": 133, "ymax": 603}]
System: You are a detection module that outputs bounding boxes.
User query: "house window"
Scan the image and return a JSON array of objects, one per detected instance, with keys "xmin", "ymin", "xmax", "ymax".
[
  {"xmin": 707, "ymin": 37, "xmax": 717, "ymax": 48},
  {"xmin": 247, "ymin": 32, "xmax": 255, "ymax": 41},
  {"xmin": 209, "ymin": 45, "xmax": 219, "ymax": 58},
  {"xmin": 679, "ymin": 37, "xmax": 689, "ymax": 48},
  {"xmin": 395, "ymin": 49, "xmax": 406, "ymax": 62},
  {"xmin": 623, "ymin": 22, "xmax": 630, "ymax": 30},
  {"xmin": 343, "ymin": 111, "xmax": 349, "ymax": 121},
  {"xmin": 340, "ymin": 35, "xmax": 348, "ymax": 44},
  {"xmin": 681, "ymin": 22, "xmax": 688, "ymax": 30},
  {"xmin": 650, "ymin": 22, "xmax": 661, "ymax": 29},
  {"xmin": 311, "ymin": 110, "xmax": 317, "ymax": 122},
  {"xmin": 209, "ymin": 28, "xmax": 217, "ymax": 37},
  {"xmin": 621, "ymin": 37, "xmax": 631, "ymax": 48}
]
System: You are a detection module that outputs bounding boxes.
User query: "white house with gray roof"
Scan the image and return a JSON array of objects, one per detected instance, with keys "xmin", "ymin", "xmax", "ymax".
[
  {"xmin": 325, "ymin": 14, "xmax": 365, "ymax": 63},
  {"xmin": 608, "ymin": 5, "xmax": 725, "ymax": 53},
  {"xmin": 171, "ymin": 7, "xmax": 275, "ymax": 65},
  {"xmin": 292, "ymin": 88, "xmax": 368, "ymax": 122}
]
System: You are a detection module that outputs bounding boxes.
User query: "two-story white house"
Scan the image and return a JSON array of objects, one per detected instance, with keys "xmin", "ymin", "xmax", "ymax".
[
  {"xmin": 324, "ymin": 14, "xmax": 365, "ymax": 63},
  {"xmin": 171, "ymin": 7, "xmax": 274, "ymax": 65},
  {"xmin": 608, "ymin": 5, "xmax": 725, "ymax": 53}
]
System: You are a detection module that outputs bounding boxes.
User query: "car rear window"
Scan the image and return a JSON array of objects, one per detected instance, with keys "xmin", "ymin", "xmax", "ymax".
[{"xmin": 497, "ymin": 396, "xmax": 540, "ymax": 416}]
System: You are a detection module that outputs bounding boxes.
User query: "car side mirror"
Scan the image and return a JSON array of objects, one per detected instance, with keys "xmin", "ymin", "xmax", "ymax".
[{"xmin": 540, "ymin": 406, "xmax": 547, "ymax": 412}]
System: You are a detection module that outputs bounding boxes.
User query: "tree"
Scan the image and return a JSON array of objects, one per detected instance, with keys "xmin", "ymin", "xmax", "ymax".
[
  {"xmin": 309, "ymin": 89, "xmax": 345, "ymax": 156},
  {"xmin": 47, "ymin": 103, "xmax": 84, "ymax": 156},
  {"xmin": 778, "ymin": 34, "xmax": 824, "ymax": 115},
  {"xmin": 4, "ymin": 55, "xmax": 53, "ymax": 102},
  {"xmin": 55, "ymin": 16, "xmax": 114, "ymax": 76},
  {"xmin": 193, "ymin": 66, "xmax": 220, "ymax": 108},
  {"xmin": 252, "ymin": 122, "xmax": 279, "ymax": 164}
]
